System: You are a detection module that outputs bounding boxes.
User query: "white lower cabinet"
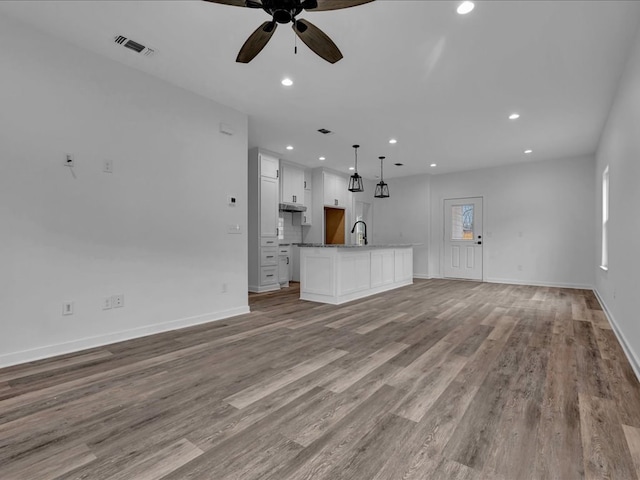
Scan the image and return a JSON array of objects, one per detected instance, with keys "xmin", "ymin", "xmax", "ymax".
[
  {"xmin": 260, "ymin": 267, "xmax": 278, "ymax": 286},
  {"xmin": 371, "ymin": 249, "xmax": 396, "ymax": 288},
  {"xmin": 338, "ymin": 251, "xmax": 371, "ymax": 295},
  {"xmin": 300, "ymin": 247, "xmax": 413, "ymax": 305},
  {"xmin": 394, "ymin": 248, "xmax": 413, "ymax": 283},
  {"xmin": 278, "ymin": 245, "xmax": 291, "ymax": 286}
]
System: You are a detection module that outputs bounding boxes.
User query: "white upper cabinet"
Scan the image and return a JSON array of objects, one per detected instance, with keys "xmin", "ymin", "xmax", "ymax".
[
  {"xmin": 259, "ymin": 153, "xmax": 280, "ymax": 238},
  {"xmin": 303, "ymin": 169, "xmax": 312, "ymax": 191},
  {"xmin": 261, "ymin": 154, "xmax": 279, "ymax": 179},
  {"xmin": 323, "ymin": 171, "xmax": 349, "ymax": 208},
  {"xmin": 281, "ymin": 162, "xmax": 305, "ymax": 205}
]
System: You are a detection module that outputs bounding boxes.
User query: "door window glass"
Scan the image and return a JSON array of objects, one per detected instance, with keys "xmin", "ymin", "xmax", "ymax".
[{"xmin": 451, "ymin": 204, "xmax": 474, "ymax": 240}]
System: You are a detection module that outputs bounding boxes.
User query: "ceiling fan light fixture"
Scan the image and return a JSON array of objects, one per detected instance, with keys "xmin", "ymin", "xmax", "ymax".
[
  {"xmin": 348, "ymin": 144, "xmax": 364, "ymax": 192},
  {"xmin": 374, "ymin": 156, "xmax": 390, "ymax": 199}
]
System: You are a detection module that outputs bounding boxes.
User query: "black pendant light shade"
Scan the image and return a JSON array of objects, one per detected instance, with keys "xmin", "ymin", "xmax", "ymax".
[
  {"xmin": 348, "ymin": 144, "xmax": 364, "ymax": 192},
  {"xmin": 374, "ymin": 156, "xmax": 390, "ymax": 198}
]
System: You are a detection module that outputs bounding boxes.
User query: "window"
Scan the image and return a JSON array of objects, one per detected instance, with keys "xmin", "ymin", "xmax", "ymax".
[
  {"xmin": 451, "ymin": 204, "xmax": 474, "ymax": 240},
  {"xmin": 601, "ymin": 166, "xmax": 609, "ymax": 270}
]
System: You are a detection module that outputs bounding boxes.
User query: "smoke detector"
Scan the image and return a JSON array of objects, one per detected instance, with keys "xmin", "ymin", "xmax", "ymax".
[{"xmin": 114, "ymin": 35, "xmax": 155, "ymax": 57}]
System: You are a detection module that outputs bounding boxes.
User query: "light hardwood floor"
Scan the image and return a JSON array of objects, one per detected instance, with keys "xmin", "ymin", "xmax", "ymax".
[{"xmin": 1, "ymin": 279, "xmax": 640, "ymax": 479}]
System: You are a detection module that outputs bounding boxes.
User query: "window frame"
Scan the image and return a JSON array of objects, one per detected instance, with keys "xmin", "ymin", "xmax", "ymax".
[{"xmin": 601, "ymin": 166, "xmax": 609, "ymax": 271}]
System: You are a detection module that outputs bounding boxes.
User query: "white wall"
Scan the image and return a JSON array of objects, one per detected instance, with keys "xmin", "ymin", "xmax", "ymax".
[
  {"xmin": 0, "ymin": 17, "xmax": 249, "ymax": 367},
  {"xmin": 429, "ymin": 156, "xmax": 595, "ymax": 287},
  {"xmin": 371, "ymin": 175, "xmax": 430, "ymax": 278},
  {"xmin": 594, "ymin": 27, "xmax": 640, "ymax": 374}
]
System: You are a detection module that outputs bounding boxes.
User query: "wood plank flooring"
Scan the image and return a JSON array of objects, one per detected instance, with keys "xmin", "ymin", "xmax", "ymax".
[{"xmin": 1, "ymin": 279, "xmax": 640, "ymax": 479}]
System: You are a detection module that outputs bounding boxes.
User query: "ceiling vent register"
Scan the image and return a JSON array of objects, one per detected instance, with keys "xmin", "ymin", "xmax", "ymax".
[{"xmin": 114, "ymin": 35, "xmax": 155, "ymax": 57}]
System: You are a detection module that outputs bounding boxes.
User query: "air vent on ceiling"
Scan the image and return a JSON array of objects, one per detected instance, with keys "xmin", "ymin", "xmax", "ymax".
[
  {"xmin": 317, "ymin": 128, "xmax": 334, "ymax": 135},
  {"xmin": 114, "ymin": 35, "xmax": 155, "ymax": 57}
]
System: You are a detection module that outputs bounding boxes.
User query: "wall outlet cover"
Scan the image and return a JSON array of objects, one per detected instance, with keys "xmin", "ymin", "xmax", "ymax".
[
  {"xmin": 103, "ymin": 159, "xmax": 113, "ymax": 174},
  {"xmin": 227, "ymin": 224, "xmax": 242, "ymax": 234},
  {"xmin": 112, "ymin": 294, "xmax": 124, "ymax": 308}
]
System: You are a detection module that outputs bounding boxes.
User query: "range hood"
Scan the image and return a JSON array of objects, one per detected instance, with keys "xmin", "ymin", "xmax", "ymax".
[{"xmin": 279, "ymin": 203, "xmax": 307, "ymax": 213}]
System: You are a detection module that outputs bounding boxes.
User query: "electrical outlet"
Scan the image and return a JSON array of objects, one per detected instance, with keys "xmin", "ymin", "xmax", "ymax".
[
  {"xmin": 63, "ymin": 302, "xmax": 74, "ymax": 315},
  {"xmin": 227, "ymin": 224, "xmax": 242, "ymax": 234},
  {"xmin": 221, "ymin": 283, "xmax": 228, "ymax": 293},
  {"xmin": 103, "ymin": 159, "xmax": 113, "ymax": 174},
  {"xmin": 102, "ymin": 297, "xmax": 112, "ymax": 310},
  {"xmin": 112, "ymin": 294, "xmax": 124, "ymax": 308},
  {"xmin": 65, "ymin": 154, "xmax": 75, "ymax": 167},
  {"xmin": 517, "ymin": 265, "xmax": 523, "ymax": 271}
]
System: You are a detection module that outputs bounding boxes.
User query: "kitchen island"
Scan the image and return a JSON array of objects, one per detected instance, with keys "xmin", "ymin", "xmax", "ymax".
[{"xmin": 298, "ymin": 244, "xmax": 413, "ymax": 305}]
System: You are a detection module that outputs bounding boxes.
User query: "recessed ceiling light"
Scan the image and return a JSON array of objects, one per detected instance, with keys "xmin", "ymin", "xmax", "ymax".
[
  {"xmin": 286, "ymin": 145, "xmax": 294, "ymax": 150},
  {"xmin": 349, "ymin": 167, "xmax": 355, "ymax": 171},
  {"xmin": 281, "ymin": 78, "xmax": 293, "ymax": 87},
  {"xmin": 319, "ymin": 156, "xmax": 326, "ymax": 161},
  {"xmin": 509, "ymin": 113, "xmax": 520, "ymax": 120},
  {"xmin": 457, "ymin": 1, "xmax": 475, "ymax": 15},
  {"xmin": 430, "ymin": 163, "xmax": 437, "ymax": 167},
  {"xmin": 389, "ymin": 139, "xmax": 397, "ymax": 144},
  {"xmin": 524, "ymin": 149, "xmax": 533, "ymax": 154}
]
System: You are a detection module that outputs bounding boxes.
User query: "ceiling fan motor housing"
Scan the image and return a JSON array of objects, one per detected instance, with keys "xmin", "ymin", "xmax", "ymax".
[{"xmin": 263, "ymin": 0, "xmax": 303, "ymax": 23}]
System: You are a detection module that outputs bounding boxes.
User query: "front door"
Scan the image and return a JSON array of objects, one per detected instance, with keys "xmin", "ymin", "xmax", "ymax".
[{"xmin": 443, "ymin": 197, "xmax": 483, "ymax": 280}]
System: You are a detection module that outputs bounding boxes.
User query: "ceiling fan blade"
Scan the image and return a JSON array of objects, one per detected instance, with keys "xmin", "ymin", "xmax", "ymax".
[
  {"xmin": 293, "ymin": 19, "xmax": 343, "ymax": 64},
  {"xmin": 304, "ymin": 0, "xmax": 374, "ymax": 12},
  {"xmin": 202, "ymin": 0, "xmax": 263, "ymax": 8},
  {"xmin": 236, "ymin": 21, "xmax": 277, "ymax": 63}
]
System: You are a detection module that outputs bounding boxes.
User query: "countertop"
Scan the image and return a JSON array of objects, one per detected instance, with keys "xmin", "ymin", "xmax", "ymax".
[{"xmin": 295, "ymin": 243, "xmax": 417, "ymax": 249}]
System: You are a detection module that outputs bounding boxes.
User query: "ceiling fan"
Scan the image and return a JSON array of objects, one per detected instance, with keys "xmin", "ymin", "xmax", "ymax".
[{"xmin": 202, "ymin": 0, "xmax": 375, "ymax": 64}]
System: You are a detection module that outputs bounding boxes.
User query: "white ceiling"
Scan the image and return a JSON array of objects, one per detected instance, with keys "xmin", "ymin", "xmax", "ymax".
[{"xmin": 1, "ymin": 1, "xmax": 639, "ymax": 179}]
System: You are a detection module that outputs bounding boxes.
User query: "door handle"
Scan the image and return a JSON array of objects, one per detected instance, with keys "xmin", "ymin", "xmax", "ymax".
[
  {"xmin": 287, "ymin": 257, "xmax": 290, "ymax": 265},
  {"xmin": 477, "ymin": 241, "xmax": 482, "ymax": 245}
]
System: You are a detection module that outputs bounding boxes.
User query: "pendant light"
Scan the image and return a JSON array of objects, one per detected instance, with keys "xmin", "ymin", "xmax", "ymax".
[
  {"xmin": 374, "ymin": 156, "xmax": 390, "ymax": 198},
  {"xmin": 348, "ymin": 144, "xmax": 364, "ymax": 192}
]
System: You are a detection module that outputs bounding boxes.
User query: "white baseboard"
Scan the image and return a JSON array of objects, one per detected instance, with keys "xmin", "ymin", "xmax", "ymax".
[
  {"xmin": 0, "ymin": 306, "xmax": 251, "ymax": 369},
  {"xmin": 413, "ymin": 274, "xmax": 431, "ymax": 280},
  {"xmin": 485, "ymin": 277, "xmax": 593, "ymax": 290},
  {"xmin": 248, "ymin": 284, "xmax": 281, "ymax": 293},
  {"xmin": 593, "ymin": 289, "xmax": 640, "ymax": 383}
]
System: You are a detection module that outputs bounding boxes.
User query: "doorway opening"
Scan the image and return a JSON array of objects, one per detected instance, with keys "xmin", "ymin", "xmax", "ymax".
[{"xmin": 325, "ymin": 207, "xmax": 345, "ymax": 244}]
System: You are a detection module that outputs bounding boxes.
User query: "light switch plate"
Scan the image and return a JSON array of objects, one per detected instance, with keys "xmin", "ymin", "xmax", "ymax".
[
  {"xmin": 63, "ymin": 302, "xmax": 74, "ymax": 315},
  {"xmin": 227, "ymin": 224, "xmax": 242, "ymax": 234}
]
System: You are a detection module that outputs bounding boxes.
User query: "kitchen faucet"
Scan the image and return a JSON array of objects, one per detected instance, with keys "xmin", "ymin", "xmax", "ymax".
[{"xmin": 351, "ymin": 220, "xmax": 368, "ymax": 245}]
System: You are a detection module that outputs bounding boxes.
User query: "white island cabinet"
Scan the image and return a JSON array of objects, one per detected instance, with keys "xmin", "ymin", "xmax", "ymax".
[{"xmin": 299, "ymin": 245, "xmax": 413, "ymax": 305}]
